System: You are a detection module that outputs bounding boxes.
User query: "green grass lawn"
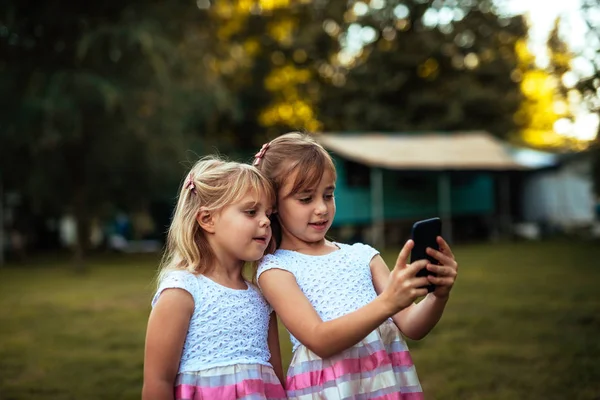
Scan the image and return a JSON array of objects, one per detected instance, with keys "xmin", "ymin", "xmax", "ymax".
[{"xmin": 0, "ymin": 240, "xmax": 599, "ymax": 399}]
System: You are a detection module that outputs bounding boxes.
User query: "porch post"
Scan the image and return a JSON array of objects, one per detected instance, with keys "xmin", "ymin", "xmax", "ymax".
[
  {"xmin": 499, "ymin": 173, "xmax": 512, "ymax": 237},
  {"xmin": 370, "ymin": 167, "xmax": 385, "ymax": 249},
  {"xmin": 438, "ymin": 172, "xmax": 453, "ymax": 242}
]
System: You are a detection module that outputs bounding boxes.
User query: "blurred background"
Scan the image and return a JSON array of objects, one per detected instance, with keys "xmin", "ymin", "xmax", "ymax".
[{"xmin": 0, "ymin": 0, "xmax": 599, "ymax": 399}]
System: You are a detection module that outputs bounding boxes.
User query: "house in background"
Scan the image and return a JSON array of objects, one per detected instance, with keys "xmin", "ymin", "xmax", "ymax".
[
  {"xmin": 315, "ymin": 131, "xmax": 598, "ymax": 248},
  {"xmin": 508, "ymin": 146, "xmax": 598, "ymax": 237}
]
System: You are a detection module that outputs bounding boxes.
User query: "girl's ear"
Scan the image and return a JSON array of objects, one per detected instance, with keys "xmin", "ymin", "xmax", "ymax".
[{"xmin": 197, "ymin": 207, "xmax": 216, "ymax": 233}]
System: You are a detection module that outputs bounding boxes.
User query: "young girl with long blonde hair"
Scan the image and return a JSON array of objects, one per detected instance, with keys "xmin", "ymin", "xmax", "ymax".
[{"xmin": 143, "ymin": 157, "xmax": 286, "ymax": 400}]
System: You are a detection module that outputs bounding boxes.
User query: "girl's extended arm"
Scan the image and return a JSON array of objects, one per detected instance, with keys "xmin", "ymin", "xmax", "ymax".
[
  {"xmin": 258, "ymin": 240, "xmax": 429, "ymax": 359},
  {"xmin": 370, "ymin": 236, "xmax": 458, "ymax": 340},
  {"xmin": 267, "ymin": 312, "xmax": 285, "ymax": 386},
  {"xmin": 142, "ymin": 289, "xmax": 193, "ymax": 400}
]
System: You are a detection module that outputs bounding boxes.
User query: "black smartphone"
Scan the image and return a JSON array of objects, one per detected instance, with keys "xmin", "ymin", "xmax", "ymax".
[{"xmin": 410, "ymin": 217, "xmax": 442, "ymax": 293}]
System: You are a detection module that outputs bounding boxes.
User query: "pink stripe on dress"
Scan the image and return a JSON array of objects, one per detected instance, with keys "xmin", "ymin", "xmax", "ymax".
[
  {"xmin": 176, "ymin": 380, "xmax": 286, "ymax": 399},
  {"xmin": 287, "ymin": 350, "xmax": 414, "ymax": 391}
]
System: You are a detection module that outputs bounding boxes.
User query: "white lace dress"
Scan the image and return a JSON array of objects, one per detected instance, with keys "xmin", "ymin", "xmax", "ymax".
[
  {"xmin": 257, "ymin": 243, "xmax": 423, "ymax": 400},
  {"xmin": 152, "ymin": 270, "xmax": 285, "ymax": 400}
]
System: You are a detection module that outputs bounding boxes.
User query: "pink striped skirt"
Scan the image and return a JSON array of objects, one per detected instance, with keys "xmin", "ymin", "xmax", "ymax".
[
  {"xmin": 175, "ymin": 363, "xmax": 286, "ymax": 400},
  {"xmin": 285, "ymin": 320, "xmax": 424, "ymax": 399}
]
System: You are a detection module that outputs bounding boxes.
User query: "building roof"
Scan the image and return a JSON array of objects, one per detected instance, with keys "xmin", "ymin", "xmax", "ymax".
[
  {"xmin": 505, "ymin": 145, "xmax": 559, "ymax": 169},
  {"xmin": 315, "ymin": 131, "xmax": 539, "ymax": 171}
]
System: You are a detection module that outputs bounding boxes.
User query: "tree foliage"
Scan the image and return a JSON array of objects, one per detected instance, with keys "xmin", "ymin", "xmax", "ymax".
[
  {"xmin": 201, "ymin": 0, "xmax": 529, "ymax": 141},
  {"xmin": 513, "ymin": 23, "xmax": 576, "ymax": 150},
  {"xmin": 0, "ymin": 1, "xmax": 229, "ymax": 266}
]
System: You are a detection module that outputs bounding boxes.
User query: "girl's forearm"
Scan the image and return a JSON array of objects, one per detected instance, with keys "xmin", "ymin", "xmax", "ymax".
[
  {"xmin": 393, "ymin": 294, "xmax": 449, "ymax": 340},
  {"xmin": 305, "ymin": 296, "xmax": 394, "ymax": 358}
]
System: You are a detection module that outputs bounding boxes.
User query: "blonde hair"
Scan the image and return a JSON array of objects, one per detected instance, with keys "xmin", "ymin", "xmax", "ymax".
[
  {"xmin": 254, "ymin": 132, "xmax": 336, "ymax": 197},
  {"xmin": 158, "ymin": 156, "xmax": 275, "ymax": 284}
]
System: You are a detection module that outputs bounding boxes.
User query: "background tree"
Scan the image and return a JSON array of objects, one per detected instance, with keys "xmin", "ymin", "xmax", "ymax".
[
  {"xmin": 0, "ymin": 1, "xmax": 229, "ymax": 268},
  {"xmin": 318, "ymin": 1, "xmax": 527, "ymax": 139},
  {"xmin": 199, "ymin": 0, "xmax": 343, "ymax": 147},
  {"xmin": 512, "ymin": 22, "xmax": 575, "ymax": 149},
  {"xmin": 576, "ymin": 0, "xmax": 600, "ymax": 194},
  {"xmin": 575, "ymin": 0, "xmax": 600, "ymax": 121},
  {"xmin": 202, "ymin": 0, "xmax": 529, "ymax": 142}
]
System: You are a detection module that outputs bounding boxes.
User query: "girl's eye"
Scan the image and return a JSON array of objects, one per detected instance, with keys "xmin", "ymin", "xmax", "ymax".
[
  {"xmin": 299, "ymin": 197, "xmax": 311, "ymax": 203},
  {"xmin": 245, "ymin": 209, "xmax": 257, "ymax": 216},
  {"xmin": 325, "ymin": 194, "xmax": 334, "ymax": 200}
]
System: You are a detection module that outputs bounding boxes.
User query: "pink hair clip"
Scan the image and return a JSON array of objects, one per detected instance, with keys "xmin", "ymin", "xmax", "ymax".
[
  {"xmin": 253, "ymin": 142, "xmax": 271, "ymax": 166},
  {"xmin": 185, "ymin": 173, "xmax": 196, "ymax": 193}
]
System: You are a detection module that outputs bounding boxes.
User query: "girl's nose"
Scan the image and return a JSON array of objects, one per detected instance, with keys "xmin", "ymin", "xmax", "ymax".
[
  {"xmin": 260, "ymin": 214, "xmax": 271, "ymax": 227},
  {"xmin": 315, "ymin": 201, "xmax": 328, "ymax": 216}
]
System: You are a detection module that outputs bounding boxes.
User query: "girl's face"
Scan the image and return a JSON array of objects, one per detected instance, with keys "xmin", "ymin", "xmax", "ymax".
[
  {"xmin": 276, "ymin": 168, "xmax": 336, "ymax": 249},
  {"xmin": 208, "ymin": 189, "xmax": 273, "ymax": 266}
]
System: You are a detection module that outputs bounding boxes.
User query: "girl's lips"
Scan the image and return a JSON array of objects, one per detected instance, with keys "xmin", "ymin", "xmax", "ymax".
[{"xmin": 309, "ymin": 221, "xmax": 328, "ymax": 230}]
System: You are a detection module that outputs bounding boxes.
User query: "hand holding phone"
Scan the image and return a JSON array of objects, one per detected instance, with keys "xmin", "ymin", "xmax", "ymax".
[{"xmin": 410, "ymin": 217, "xmax": 442, "ymax": 293}]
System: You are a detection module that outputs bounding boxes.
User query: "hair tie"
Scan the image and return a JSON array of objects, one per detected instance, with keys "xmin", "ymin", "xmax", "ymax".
[
  {"xmin": 253, "ymin": 142, "xmax": 271, "ymax": 166},
  {"xmin": 185, "ymin": 173, "xmax": 196, "ymax": 193}
]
